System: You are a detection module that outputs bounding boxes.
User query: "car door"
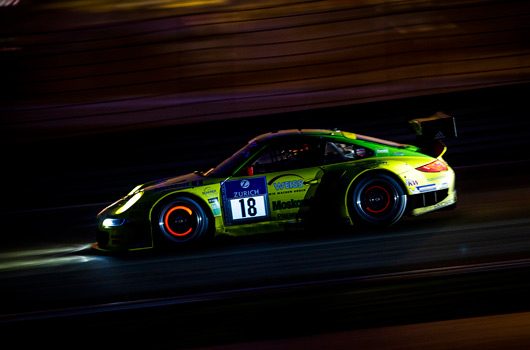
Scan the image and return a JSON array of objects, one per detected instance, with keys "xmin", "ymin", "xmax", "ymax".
[
  {"xmin": 222, "ymin": 139, "xmax": 324, "ymax": 226},
  {"xmin": 312, "ymin": 139, "xmax": 376, "ymax": 220},
  {"xmin": 251, "ymin": 140, "xmax": 323, "ymax": 222}
]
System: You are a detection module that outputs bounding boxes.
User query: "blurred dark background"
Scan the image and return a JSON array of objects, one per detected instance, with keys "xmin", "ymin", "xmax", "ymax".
[
  {"xmin": 1, "ymin": 0, "xmax": 529, "ymax": 210},
  {"xmin": 1, "ymin": 1, "xmax": 530, "ymax": 347}
]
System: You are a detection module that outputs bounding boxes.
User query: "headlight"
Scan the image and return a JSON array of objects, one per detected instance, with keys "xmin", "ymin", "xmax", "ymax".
[
  {"xmin": 127, "ymin": 184, "xmax": 144, "ymax": 196},
  {"xmin": 102, "ymin": 218, "xmax": 126, "ymax": 228},
  {"xmin": 116, "ymin": 191, "xmax": 143, "ymax": 214}
]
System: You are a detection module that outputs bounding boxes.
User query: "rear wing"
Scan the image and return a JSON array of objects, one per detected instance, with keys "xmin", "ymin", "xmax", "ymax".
[{"xmin": 409, "ymin": 112, "xmax": 457, "ymax": 158}]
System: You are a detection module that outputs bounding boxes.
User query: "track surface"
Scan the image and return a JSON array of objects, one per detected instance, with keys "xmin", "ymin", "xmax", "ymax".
[{"xmin": 2, "ymin": 161, "xmax": 529, "ymax": 347}]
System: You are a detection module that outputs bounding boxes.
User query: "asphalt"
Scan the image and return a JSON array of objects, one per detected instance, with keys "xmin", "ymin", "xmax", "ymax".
[{"xmin": 1, "ymin": 159, "xmax": 529, "ymax": 347}]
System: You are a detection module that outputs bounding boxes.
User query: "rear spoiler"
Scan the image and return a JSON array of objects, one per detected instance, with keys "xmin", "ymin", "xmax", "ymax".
[{"xmin": 409, "ymin": 112, "xmax": 457, "ymax": 158}]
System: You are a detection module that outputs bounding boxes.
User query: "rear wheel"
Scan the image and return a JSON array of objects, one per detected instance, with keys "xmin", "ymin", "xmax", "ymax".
[
  {"xmin": 350, "ymin": 173, "xmax": 407, "ymax": 227},
  {"xmin": 156, "ymin": 197, "xmax": 210, "ymax": 245}
]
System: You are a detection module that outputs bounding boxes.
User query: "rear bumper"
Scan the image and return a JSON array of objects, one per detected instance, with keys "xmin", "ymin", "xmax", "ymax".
[{"xmin": 408, "ymin": 188, "xmax": 457, "ymax": 216}]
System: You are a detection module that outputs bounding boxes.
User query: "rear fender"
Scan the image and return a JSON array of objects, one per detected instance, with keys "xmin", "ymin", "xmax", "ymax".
[{"xmin": 342, "ymin": 162, "xmax": 411, "ymax": 221}]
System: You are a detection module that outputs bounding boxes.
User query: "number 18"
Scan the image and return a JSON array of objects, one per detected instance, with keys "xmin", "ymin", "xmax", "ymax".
[{"xmin": 239, "ymin": 197, "xmax": 257, "ymax": 217}]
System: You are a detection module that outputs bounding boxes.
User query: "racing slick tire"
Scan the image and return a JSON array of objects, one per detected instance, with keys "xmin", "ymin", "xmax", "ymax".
[
  {"xmin": 349, "ymin": 173, "xmax": 407, "ymax": 227},
  {"xmin": 155, "ymin": 196, "xmax": 211, "ymax": 246}
]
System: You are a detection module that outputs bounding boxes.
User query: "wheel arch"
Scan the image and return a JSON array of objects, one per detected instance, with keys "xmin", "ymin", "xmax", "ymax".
[
  {"xmin": 345, "ymin": 169, "xmax": 408, "ymax": 203},
  {"xmin": 149, "ymin": 191, "xmax": 215, "ymax": 239},
  {"xmin": 344, "ymin": 168, "xmax": 409, "ymax": 224}
]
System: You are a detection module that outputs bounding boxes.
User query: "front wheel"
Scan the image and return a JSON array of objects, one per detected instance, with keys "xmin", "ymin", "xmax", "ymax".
[
  {"xmin": 350, "ymin": 173, "xmax": 407, "ymax": 227},
  {"xmin": 156, "ymin": 197, "xmax": 210, "ymax": 245}
]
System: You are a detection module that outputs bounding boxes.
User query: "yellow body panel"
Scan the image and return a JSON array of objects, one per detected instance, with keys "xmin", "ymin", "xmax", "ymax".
[{"xmin": 95, "ymin": 129, "xmax": 457, "ymax": 252}]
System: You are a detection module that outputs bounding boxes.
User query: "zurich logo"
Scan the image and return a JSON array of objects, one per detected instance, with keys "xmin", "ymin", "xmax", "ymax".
[{"xmin": 240, "ymin": 180, "xmax": 250, "ymax": 189}]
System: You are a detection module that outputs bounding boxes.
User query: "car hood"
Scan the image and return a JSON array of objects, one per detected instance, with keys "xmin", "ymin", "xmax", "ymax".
[{"xmin": 142, "ymin": 172, "xmax": 217, "ymax": 193}]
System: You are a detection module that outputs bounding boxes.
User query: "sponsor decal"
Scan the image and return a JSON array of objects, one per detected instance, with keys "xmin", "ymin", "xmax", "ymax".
[
  {"xmin": 277, "ymin": 212, "xmax": 297, "ymax": 220},
  {"xmin": 240, "ymin": 179, "xmax": 250, "ymax": 189},
  {"xmin": 233, "ymin": 189, "xmax": 261, "ymax": 198},
  {"xmin": 273, "ymin": 179, "xmax": 304, "ymax": 191},
  {"xmin": 376, "ymin": 148, "xmax": 389, "ymax": 154},
  {"xmin": 356, "ymin": 148, "xmax": 366, "ymax": 157},
  {"xmin": 272, "ymin": 199, "xmax": 305, "ymax": 211},
  {"xmin": 406, "ymin": 179, "xmax": 419, "ymax": 187},
  {"xmin": 202, "ymin": 187, "xmax": 217, "ymax": 198},
  {"xmin": 428, "ymin": 174, "xmax": 448, "ymax": 182},
  {"xmin": 208, "ymin": 198, "xmax": 221, "ymax": 216},
  {"xmin": 439, "ymin": 182, "xmax": 450, "ymax": 190},
  {"xmin": 417, "ymin": 184, "xmax": 436, "ymax": 193},
  {"xmin": 434, "ymin": 131, "xmax": 445, "ymax": 139}
]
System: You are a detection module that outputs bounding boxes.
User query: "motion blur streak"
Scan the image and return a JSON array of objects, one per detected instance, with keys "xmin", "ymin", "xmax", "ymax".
[
  {"xmin": 161, "ymin": 0, "xmax": 227, "ymax": 9},
  {"xmin": 3, "ymin": 257, "xmax": 530, "ymax": 323},
  {"xmin": 1, "ymin": 0, "xmax": 529, "ymax": 141},
  {"xmin": 41, "ymin": 0, "xmax": 226, "ymax": 12},
  {"xmin": 0, "ymin": 244, "xmax": 97, "ymax": 271}
]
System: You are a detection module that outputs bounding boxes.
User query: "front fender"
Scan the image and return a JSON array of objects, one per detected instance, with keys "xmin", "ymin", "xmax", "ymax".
[{"xmin": 148, "ymin": 184, "xmax": 224, "ymax": 237}]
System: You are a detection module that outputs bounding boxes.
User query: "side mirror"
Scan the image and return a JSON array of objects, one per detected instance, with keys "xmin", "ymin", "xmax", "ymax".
[{"xmin": 235, "ymin": 166, "xmax": 254, "ymax": 177}]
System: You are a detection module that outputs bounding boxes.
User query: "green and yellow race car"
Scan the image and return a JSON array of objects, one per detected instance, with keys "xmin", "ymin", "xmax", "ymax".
[{"xmin": 94, "ymin": 114, "xmax": 457, "ymax": 251}]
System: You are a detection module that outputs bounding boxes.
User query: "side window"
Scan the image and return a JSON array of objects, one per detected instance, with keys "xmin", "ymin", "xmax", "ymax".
[
  {"xmin": 324, "ymin": 142, "xmax": 373, "ymax": 164},
  {"xmin": 251, "ymin": 142, "xmax": 321, "ymax": 174}
]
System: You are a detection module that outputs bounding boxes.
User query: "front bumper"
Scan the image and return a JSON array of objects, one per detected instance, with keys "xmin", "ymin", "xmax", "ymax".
[{"xmin": 94, "ymin": 209, "xmax": 153, "ymax": 252}]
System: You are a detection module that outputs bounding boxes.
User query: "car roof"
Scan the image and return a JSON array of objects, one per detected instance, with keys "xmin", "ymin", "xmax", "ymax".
[
  {"xmin": 252, "ymin": 129, "xmax": 407, "ymax": 149},
  {"xmin": 253, "ymin": 129, "xmax": 348, "ymax": 142}
]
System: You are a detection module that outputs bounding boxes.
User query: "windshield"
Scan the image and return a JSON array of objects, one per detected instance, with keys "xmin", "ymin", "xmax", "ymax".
[{"xmin": 209, "ymin": 140, "xmax": 262, "ymax": 177}]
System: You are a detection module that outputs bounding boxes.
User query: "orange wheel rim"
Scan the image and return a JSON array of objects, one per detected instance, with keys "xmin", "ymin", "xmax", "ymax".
[{"xmin": 164, "ymin": 206, "xmax": 193, "ymax": 236}]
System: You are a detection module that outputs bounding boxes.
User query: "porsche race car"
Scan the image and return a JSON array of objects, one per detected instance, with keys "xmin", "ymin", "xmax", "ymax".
[{"xmin": 94, "ymin": 114, "xmax": 457, "ymax": 251}]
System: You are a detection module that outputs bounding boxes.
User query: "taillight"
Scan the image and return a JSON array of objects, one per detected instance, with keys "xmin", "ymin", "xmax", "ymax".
[{"xmin": 416, "ymin": 159, "xmax": 448, "ymax": 172}]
